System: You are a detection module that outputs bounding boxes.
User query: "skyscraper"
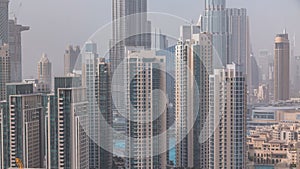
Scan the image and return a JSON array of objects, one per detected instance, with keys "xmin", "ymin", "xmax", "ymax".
[
  {"xmin": 8, "ymin": 93, "xmax": 45, "ymax": 168},
  {"xmin": 125, "ymin": 50, "xmax": 167, "ymax": 169},
  {"xmin": 81, "ymin": 41, "xmax": 100, "ymax": 169},
  {"xmin": 226, "ymin": 8, "xmax": 249, "ymax": 73},
  {"xmin": 274, "ymin": 31, "xmax": 290, "ymax": 101},
  {"xmin": 1, "ymin": 83, "xmax": 34, "ymax": 169},
  {"xmin": 208, "ymin": 64, "xmax": 246, "ymax": 169},
  {"xmin": 8, "ymin": 19, "xmax": 30, "ymax": 82},
  {"xmin": 97, "ymin": 58, "xmax": 113, "ymax": 169},
  {"xmin": 110, "ymin": 0, "xmax": 151, "ymax": 73},
  {"xmin": 0, "ymin": 44, "xmax": 10, "ymax": 101},
  {"xmin": 201, "ymin": 0, "xmax": 249, "ymax": 74},
  {"xmin": 151, "ymin": 28, "xmax": 168, "ymax": 51},
  {"xmin": 175, "ymin": 32, "xmax": 213, "ymax": 168},
  {"xmin": 201, "ymin": 0, "xmax": 227, "ymax": 66},
  {"xmin": 37, "ymin": 53, "xmax": 52, "ymax": 92},
  {"xmin": 0, "ymin": 0, "xmax": 9, "ymax": 45},
  {"xmin": 47, "ymin": 77, "xmax": 88, "ymax": 169},
  {"xmin": 64, "ymin": 45, "xmax": 80, "ymax": 76}
]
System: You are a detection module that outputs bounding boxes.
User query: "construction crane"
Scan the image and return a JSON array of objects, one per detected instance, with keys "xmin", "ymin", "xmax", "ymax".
[{"xmin": 15, "ymin": 158, "xmax": 24, "ymax": 169}]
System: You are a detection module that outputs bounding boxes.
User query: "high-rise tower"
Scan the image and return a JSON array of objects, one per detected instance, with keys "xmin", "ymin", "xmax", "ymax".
[
  {"xmin": 0, "ymin": 0, "xmax": 9, "ymax": 45},
  {"xmin": 125, "ymin": 50, "xmax": 167, "ymax": 169},
  {"xmin": 97, "ymin": 58, "xmax": 113, "ymax": 169},
  {"xmin": 82, "ymin": 41, "xmax": 100, "ymax": 169},
  {"xmin": 201, "ymin": 0, "xmax": 227, "ymax": 66},
  {"xmin": 37, "ymin": 53, "xmax": 52, "ymax": 92},
  {"xmin": 47, "ymin": 77, "xmax": 89, "ymax": 169},
  {"xmin": 226, "ymin": 8, "xmax": 249, "ymax": 73},
  {"xmin": 110, "ymin": 0, "xmax": 151, "ymax": 73},
  {"xmin": 175, "ymin": 31, "xmax": 213, "ymax": 168},
  {"xmin": 274, "ymin": 31, "xmax": 290, "ymax": 101},
  {"xmin": 208, "ymin": 64, "xmax": 246, "ymax": 169},
  {"xmin": 9, "ymin": 19, "xmax": 30, "ymax": 82},
  {"xmin": 0, "ymin": 44, "xmax": 10, "ymax": 101},
  {"xmin": 64, "ymin": 45, "xmax": 80, "ymax": 76}
]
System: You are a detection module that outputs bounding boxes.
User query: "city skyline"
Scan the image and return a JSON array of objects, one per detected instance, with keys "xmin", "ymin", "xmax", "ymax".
[
  {"xmin": 0, "ymin": 0, "xmax": 299, "ymax": 168},
  {"xmin": 6, "ymin": 0, "xmax": 300, "ymax": 78}
]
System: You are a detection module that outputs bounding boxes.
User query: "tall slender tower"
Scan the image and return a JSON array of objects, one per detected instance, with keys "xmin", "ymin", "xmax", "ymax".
[
  {"xmin": 201, "ymin": 0, "xmax": 227, "ymax": 66},
  {"xmin": 125, "ymin": 50, "xmax": 167, "ymax": 169},
  {"xmin": 226, "ymin": 8, "xmax": 248, "ymax": 73},
  {"xmin": 110, "ymin": 0, "xmax": 151, "ymax": 73},
  {"xmin": 97, "ymin": 58, "xmax": 113, "ymax": 169},
  {"xmin": 47, "ymin": 77, "xmax": 89, "ymax": 169},
  {"xmin": 208, "ymin": 64, "xmax": 246, "ymax": 169},
  {"xmin": 8, "ymin": 19, "xmax": 30, "ymax": 82},
  {"xmin": 82, "ymin": 41, "xmax": 100, "ymax": 169},
  {"xmin": 0, "ymin": 44, "xmax": 10, "ymax": 101},
  {"xmin": 37, "ymin": 53, "xmax": 52, "ymax": 91},
  {"xmin": 274, "ymin": 31, "xmax": 290, "ymax": 101},
  {"xmin": 175, "ymin": 31, "xmax": 213, "ymax": 168},
  {"xmin": 0, "ymin": 0, "xmax": 9, "ymax": 45},
  {"xmin": 64, "ymin": 45, "xmax": 80, "ymax": 76}
]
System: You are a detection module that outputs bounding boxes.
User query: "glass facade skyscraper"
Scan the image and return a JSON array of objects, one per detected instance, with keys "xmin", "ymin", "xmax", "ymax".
[{"xmin": 0, "ymin": 0, "xmax": 8, "ymax": 45}]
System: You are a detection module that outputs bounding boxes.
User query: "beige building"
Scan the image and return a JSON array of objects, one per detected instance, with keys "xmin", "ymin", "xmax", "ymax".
[
  {"xmin": 247, "ymin": 122, "xmax": 300, "ymax": 167},
  {"xmin": 175, "ymin": 30, "xmax": 213, "ymax": 168},
  {"xmin": 274, "ymin": 31, "xmax": 290, "ymax": 101},
  {"xmin": 209, "ymin": 64, "xmax": 247, "ymax": 169},
  {"xmin": 125, "ymin": 50, "xmax": 167, "ymax": 169}
]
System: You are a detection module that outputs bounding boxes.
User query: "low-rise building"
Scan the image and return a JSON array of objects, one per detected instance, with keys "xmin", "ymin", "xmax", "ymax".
[{"xmin": 247, "ymin": 122, "xmax": 300, "ymax": 167}]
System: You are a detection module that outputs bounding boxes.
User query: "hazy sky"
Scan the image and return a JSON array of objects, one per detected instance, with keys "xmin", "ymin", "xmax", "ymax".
[{"xmin": 8, "ymin": 0, "xmax": 300, "ymax": 78}]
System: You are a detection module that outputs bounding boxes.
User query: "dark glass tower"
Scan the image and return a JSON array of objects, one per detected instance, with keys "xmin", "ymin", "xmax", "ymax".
[{"xmin": 0, "ymin": 0, "xmax": 8, "ymax": 45}]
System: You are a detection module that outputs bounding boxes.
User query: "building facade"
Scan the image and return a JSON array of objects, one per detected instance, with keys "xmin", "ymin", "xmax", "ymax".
[
  {"xmin": 125, "ymin": 50, "xmax": 167, "ymax": 169},
  {"xmin": 0, "ymin": 44, "xmax": 10, "ymax": 101},
  {"xmin": 47, "ymin": 77, "xmax": 88, "ymax": 169},
  {"xmin": 82, "ymin": 41, "xmax": 100, "ymax": 169},
  {"xmin": 208, "ymin": 64, "xmax": 246, "ymax": 169},
  {"xmin": 37, "ymin": 53, "xmax": 52, "ymax": 92},
  {"xmin": 274, "ymin": 32, "xmax": 290, "ymax": 101},
  {"xmin": 175, "ymin": 31, "xmax": 213, "ymax": 168},
  {"xmin": 0, "ymin": 0, "xmax": 8, "ymax": 45},
  {"xmin": 8, "ymin": 19, "xmax": 30, "ymax": 83},
  {"xmin": 247, "ymin": 122, "xmax": 300, "ymax": 167},
  {"xmin": 8, "ymin": 94, "xmax": 44, "ymax": 168},
  {"xmin": 110, "ymin": 0, "xmax": 151, "ymax": 73},
  {"xmin": 64, "ymin": 45, "xmax": 80, "ymax": 76},
  {"xmin": 97, "ymin": 58, "xmax": 113, "ymax": 169}
]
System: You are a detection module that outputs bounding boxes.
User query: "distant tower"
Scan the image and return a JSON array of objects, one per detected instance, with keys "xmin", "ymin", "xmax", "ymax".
[
  {"xmin": 37, "ymin": 53, "xmax": 52, "ymax": 91},
  {"xmin": 64, "ymin": 45, "xmax": 80, "ymax": 76},
  {"xmin": 274, "ymin": 31, "xmax": 290, "ymax": 101},
  {"xmin": 201, "ymin": 0, "xmax": 227, "ymax": 66},
  {"xmin": 226, "ymin": 8, "xmax": 248, "ymax": 73},
  {"xmin": 97, "ymin": 58, "xmax": 113, "ymax": 169},
  {"xmin": 9, "ymin": 19, "xmax": 30, "ymax": 82},
  {"xmin": 0, "ymin": 0, "xmax": 9, "ymax": 45},
  {"xmin": 110, "ymin": 0, "xmax": 151, "ymax": 73},
  {"xmin": 82, "ymin": 41, "xmax": 100, "ymax": 168},
  {"xmin": 0, "ymin": 44, "xmax": 10, "ymax": 101}
]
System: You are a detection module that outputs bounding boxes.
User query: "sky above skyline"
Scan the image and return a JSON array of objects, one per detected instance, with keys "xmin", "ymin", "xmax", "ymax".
[{"xmin": 8, "ymin": 0, "xmax": 300, "ymax": 78}]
